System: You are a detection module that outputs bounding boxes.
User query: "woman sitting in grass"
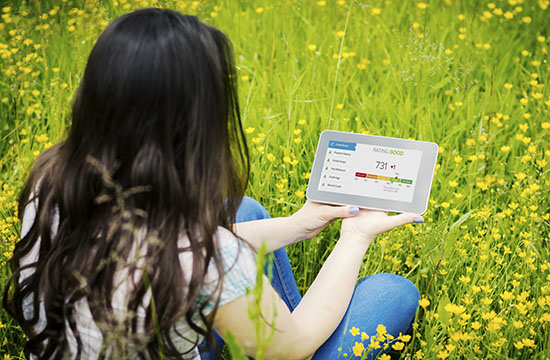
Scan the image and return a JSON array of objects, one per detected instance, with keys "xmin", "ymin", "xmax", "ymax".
[{"xmin": 4, "ymin": 8, "xmax": 421, "ymax": 360}]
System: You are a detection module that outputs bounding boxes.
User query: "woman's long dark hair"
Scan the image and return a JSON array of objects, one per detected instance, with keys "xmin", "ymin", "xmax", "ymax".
[{"xmin": 3, "ymin": 8, "xmax": 249, "ymax": 359}]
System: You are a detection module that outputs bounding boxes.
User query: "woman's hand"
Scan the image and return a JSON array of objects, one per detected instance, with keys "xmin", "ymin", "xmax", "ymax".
[
  {"xmin": 289, "ymin": 200, "xmax": 360, "ymax": 240},
  {"xmin": 236, "ymin": 201, "xmax": 422, "ymax": 252},
  {"xmin": 340, "ymin": 209, "xmax": 423, "ymax": 247}
]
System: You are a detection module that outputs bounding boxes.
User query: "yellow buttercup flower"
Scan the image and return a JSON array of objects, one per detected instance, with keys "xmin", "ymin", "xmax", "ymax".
[
  {"xmin": 349, "ymin": 326, "xmax": 360, "ymax": 336},
  {"xmin": 513, "ymin": 320, "xmax": 524, "ymax": 329},
  {"xmin": 36, "ymin": 134, "xmax": 49, "ymax": 143},
  {"xmin": 471, "ymin": 321, "xmax": 482, "ymax": 330},
  {"xmin": 399, "ymin": 334, "xmax": 411, "ymax": 343},
  {"xmin": 444, "ymin": 303, "xmax": 466, "ymax": 315},
  {"xmin": 419, "ymin": 298, "xmax": 430, "ymax": 308},
  {"xmin": 521, "ymin": 338, "xmax": 536, "ymax": 348},
  {"xmin": 368, "ymin": 338, "xmax": 381, "ymax": 349},
  {"xmin": 352, "ymin": 341, "xmax": 364, "ymax": 357},
  {"xmin": 392, "ymin": 341, "xmax": 404, "ymax": 351},
  {"xmin": 515, "ymin": 172, "xmax": 527, "ymax": 181},
  {"xmin": 514, "ymin": 341, "xmax": 524, "ymax": 350},
  {"xmin": 376, "ymin": 324, "xmax": 387, "ymax": 335}
]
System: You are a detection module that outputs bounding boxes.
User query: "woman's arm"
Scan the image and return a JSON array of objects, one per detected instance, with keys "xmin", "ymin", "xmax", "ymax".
[
  {"xmin": 233, "ymin": 201, "xmax": 358, "ymax": 252},
  {"xmin": 215, "ymin": 210, "xmax": 421, "ymax": 360}
]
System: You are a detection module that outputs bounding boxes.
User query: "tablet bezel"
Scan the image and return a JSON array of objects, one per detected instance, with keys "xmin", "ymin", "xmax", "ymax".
[{"xmin": 306, "ymin": 130, "xmax": 438, "ymax": 214}]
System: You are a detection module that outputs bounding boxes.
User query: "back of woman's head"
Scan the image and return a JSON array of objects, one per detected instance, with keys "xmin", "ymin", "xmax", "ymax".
[
  {"xmin": 71, "ymin": 8, "xmax": 248, "ymax": 223},
  {"xmin": 4, "ymin": 8, "xmax": 249, "ymax": 359}
]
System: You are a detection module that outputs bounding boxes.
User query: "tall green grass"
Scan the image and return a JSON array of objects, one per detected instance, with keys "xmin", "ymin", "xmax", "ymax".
[{"xmin": 1, "ymin": 0, "xmax": 549, "ymax": 358}]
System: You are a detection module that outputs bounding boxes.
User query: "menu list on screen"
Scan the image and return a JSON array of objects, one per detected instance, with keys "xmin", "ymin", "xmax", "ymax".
[{"xmin": 317, "ymin": 140, "xmax": 423, "ymax": 202}]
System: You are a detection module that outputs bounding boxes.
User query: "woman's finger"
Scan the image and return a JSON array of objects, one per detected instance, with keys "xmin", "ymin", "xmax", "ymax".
[
  {"xmin": 381, "ymin": 212, "xmax": 423, "ymax": 231},
  {"xmin": 312, "ymin": 202, "xmax": 360, "ymax": 221},
  {"xmin": 330, "ymin": 205, "xmax": 360, "ymax": 219}
]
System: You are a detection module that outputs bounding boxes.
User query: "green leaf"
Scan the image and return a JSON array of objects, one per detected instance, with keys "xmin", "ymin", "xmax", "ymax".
[
  {"xmin": 437, "ymin": 292, "xmax": 451, "ymax": 327},
  {"xmin": 224, "ymin": 331, "xmax": 248, "ymax": 360},
  {"xmin": 449, "ymin": 210, "xmax": 472, "ymax": 233}
]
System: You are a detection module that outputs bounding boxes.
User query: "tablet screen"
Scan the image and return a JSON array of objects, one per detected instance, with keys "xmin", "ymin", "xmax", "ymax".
[
  {"xmin": 318, "ymin": 141, "xmax": 422, "ymax": 202},
  {"xmin": 307, "ymin": 130, "xmax": 438, "ymax": 214}
]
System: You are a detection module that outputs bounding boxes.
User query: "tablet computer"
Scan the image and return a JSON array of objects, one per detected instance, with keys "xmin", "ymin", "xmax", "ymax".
[{"xmin": 306, "ymin": 130, "xmax": 438, "ymax": 214}]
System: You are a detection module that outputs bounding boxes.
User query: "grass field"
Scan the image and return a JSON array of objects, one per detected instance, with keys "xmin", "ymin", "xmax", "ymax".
[{"xmin": 1, "ymin": 0, "xmax": 549, "ymax": 358}]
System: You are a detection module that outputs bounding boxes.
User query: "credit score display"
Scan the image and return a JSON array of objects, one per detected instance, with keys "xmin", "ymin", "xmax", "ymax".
[{"xmin": 317, "ymin": 140, "xmax": 422, "ymax": 203}]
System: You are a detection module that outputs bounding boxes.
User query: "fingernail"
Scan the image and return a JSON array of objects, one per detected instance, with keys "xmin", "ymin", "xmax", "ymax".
[
  {"xmin": 413, "ymin": 217, "xmax": 424, "ymax": 223},
  {"xmin": 349, "ymin": 207, "xmax": 359, "ymax": 215}
]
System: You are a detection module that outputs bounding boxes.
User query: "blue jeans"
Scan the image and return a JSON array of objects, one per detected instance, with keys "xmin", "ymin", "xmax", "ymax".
[{"xmin": 199, "ymin": 197, "xmax": 419, "ymax": 359}]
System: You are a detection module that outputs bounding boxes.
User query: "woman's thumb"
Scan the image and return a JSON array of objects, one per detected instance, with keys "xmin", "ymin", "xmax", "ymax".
[
  {"xmin": 339, "ymin": 205, "xmax": 360, "ymax": 219},
  {"xmin": 383, "ymin": 213, "xmax": 423, "ymax": 230}
]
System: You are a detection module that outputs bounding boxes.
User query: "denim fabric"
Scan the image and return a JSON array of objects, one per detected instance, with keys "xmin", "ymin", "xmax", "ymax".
[
  {"xmin": 200, "ymin": 197, "xmax": 419, "ymax": 359},
  {"xmin": 234, "ymin": 197, "xmax": 303, "ymax": 311},
  {"xmin": 312, "ymin": 273, "xmax": 420, "ymax": 359}
]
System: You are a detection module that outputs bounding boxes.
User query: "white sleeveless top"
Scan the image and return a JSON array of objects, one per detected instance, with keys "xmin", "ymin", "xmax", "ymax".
[{"xmin": 19, "ymin": 197, "xmax": 257, "ymax": 359}]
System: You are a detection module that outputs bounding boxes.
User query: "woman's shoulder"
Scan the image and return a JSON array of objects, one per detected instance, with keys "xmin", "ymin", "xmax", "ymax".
[{"xmin": 178, "ymin": 226, "xmax": 254, "ymax": 258}]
